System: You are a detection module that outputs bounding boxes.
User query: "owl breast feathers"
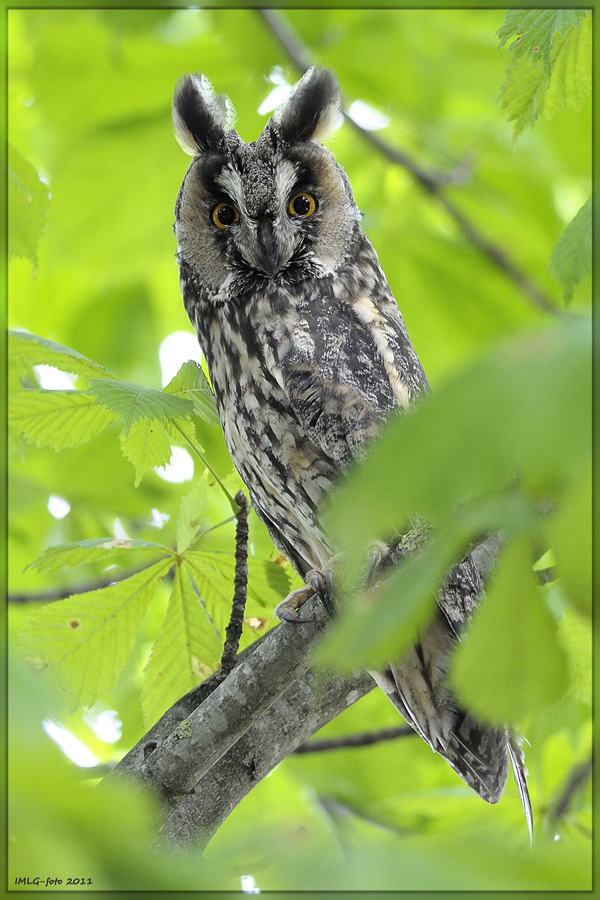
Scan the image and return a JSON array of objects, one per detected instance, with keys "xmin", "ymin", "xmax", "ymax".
[{"xmin": 172, "ymin": 67, "xmax": 531, "ymax": 834}]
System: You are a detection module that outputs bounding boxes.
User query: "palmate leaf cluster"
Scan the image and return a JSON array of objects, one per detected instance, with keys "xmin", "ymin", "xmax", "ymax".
[
  {"xmin": 8, "ymin": 6, "xmax": 591, "ymax": 892},
  {"xmin": 10, "ymin": 330, "xmax": 290, "ymax": 726}
]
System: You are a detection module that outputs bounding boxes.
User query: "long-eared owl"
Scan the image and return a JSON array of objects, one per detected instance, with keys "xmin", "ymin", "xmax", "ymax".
[{"xmin": 171, "ymin": 67, "xmax": 531, "ymax": 830}]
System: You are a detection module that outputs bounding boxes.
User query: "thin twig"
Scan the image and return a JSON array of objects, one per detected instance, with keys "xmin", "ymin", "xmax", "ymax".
[
  {"xmin": 549, "ymin": 756, "xmax": 592, "ymax": 825},
  {"xmin": 316, "ymin": 795, "xmax": 412, "ymax": 837},
  {"xmin": 293, "ymin": 724, "xmax": 414, "ymax": 753},
  {"xmin": 258, "ymin": 8, "xmax": 560, "ymax": 317},
  {"xmin": 8, "ymin": 565, "xmax": 173, "ymax": 604},
  {"xmin": 171, "ymin": 420, "xmax": 240, "ymax": 513},
  {"xmin": 218, "ymin": 490, "xmax": 249, "ymax": 680}
]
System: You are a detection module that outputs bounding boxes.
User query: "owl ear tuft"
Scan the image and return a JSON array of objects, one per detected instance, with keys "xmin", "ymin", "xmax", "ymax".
[
  {"xmin": 269, "ymin": 67, "xmax": 342, "ymax": 144},
  {"xmin": 172, "ymin": 74, "xmax": 236, "ymax": 156}
]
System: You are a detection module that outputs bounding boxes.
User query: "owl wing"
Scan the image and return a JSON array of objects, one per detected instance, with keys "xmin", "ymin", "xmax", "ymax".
[
  {"xmin": 280, "ymin": 276, "xmax": 532, "ymax": 830},
  {"xmin": 281, "ymin": 263, "xmax": 429, "ymax": 468}
]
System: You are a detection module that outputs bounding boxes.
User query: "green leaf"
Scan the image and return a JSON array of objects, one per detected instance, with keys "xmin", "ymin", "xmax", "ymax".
[
  {"xmin": 318, "ymin": 491, "xmax": 542, "ymax": 672},
  {"xmin": 176, "ymin": 475, "xmax": 210, "ymax": 553},
  {"xmin": 8, "ymin": 143, "xmax": 51, "ymax": 268},
  {"xmin": 184, "ymin": 551, "xmax": 289, "ymax": 635},
  {"xmin": 246, "ymin": 557, "xmax": 291, "ymax": 609},
  {"xmin": 141, "ymin": 561, "xmax": 223, "ymax": 726},
  {"xmin": 548, "ymin": 198, "xmax": 591, "ymax": 303},
  {"xmin": 547, "ymin": 465, "xmax": 592, "ymax": 617},
  {"xmin": 86, "ymin": 378, "xmax": 194, "ymax": 436},
  {"xmin": 556, "ymin": 606, "xmax": 591, "ymax": 706},
  {"xmin": 8, "ymin": 330, "xmax": 116, "ymax": 380},
  {"xmin": 498, "ymin": 55, "xmax": 548, "ymax": 139},
  {"xmin": 544, "ymin": 14, "xmax": 592, "ymax": 119},
  {"xmin": 164, "ymin": 360, "xmax": 220, "ymax": 427},
  {"xmin": 497, "ymin": 10, "xmax": 591, "ymax": 138},
  {"xmin": 119, "ymin": 417, "xmax": 173, "ymax": 487},
  {"xmin": 8, "ymin": 389, "xmax": 118, "ymax": 451},
  {"xmin": 20, "ymin": 558, "xmax": 173, "ymax": 711},
  {"xmin": 183, "ymin": 551, "xmax": 240, "ymax": 637},
  {"xmin": 324, "ymin": 317, "xmax": 591, "ymax": 586},
  {"xmin": 497, "ymin": 9, "xmax": 588, "ymax": 78},
  {"xmin": 26, "ymin": 537, "xmax": 175, "ymax": 574},
  {"xmin": 450, "ymin": 536, "xmax": 569, "ymax": 724}
]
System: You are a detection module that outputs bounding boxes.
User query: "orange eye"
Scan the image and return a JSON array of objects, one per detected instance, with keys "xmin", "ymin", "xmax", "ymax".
[
  {"xmin": 212, "ymin": 203, "xmax": 239, "ymax": 229},
  {"xmin": 288, "ymin": 192, "xmax": 317, "ymax": 218}
]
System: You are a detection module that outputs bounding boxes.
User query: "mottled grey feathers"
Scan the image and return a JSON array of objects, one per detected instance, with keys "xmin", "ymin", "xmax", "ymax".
[{"xmin": 172, "ymin": 67, "xmax": 531, "ymax": 834}]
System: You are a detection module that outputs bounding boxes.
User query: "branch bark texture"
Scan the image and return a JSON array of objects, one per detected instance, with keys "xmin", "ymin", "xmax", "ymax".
[
  {"xmin": 161, "ymin": 666, "xmax": 374, "ymax": 848},
  {"xmin": 107, "ymin": 537, "xmax": 502, "ymax": 850},
  {"xmin": 115, "ymin": 596, "xmax": 331, "ymax": 801}
]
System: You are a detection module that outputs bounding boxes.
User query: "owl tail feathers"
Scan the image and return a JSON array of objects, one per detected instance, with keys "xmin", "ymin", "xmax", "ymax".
[
  {"xmin": 370, "ymin": 668, "xmax": 533, "ymax": 839},
  {"xmin": 508, "ymin": 734, "xmax": 534, "ymax": 846}
]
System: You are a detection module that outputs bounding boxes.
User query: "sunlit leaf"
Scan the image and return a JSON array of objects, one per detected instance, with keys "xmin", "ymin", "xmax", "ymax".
[
  {"xmin": 141, "ymin": 561, "xmax": 223, "ymax": 726},
  {"xmin": 497, "ymin": 10, "xmax": 591, "ymax": 137},
  {"xmin": 20, "ymin": 558, "xmax": 173, "ymax": 710},
  {"xmin": 450, "ymin": 536, "xmax": 569, "ymax": 724},
  {"xmin": 547, "ymin": 464, "xmax": 592, "ymax": 616},
  {"xmin": 324, "ymin": 317, "xmax": 591, "ymax": 585},
  {"xmin": 27, "ymin": 537, "xmax": 175, "ymax": 574},
  {"xmin": 548, "ymin": 198, "xmax": 591, "ymax": 304},
  {"xmin": 318, "ymin": 491, "xmax": 542, "ymax": 671},
  {"xmin": 86, "ymin": 378, "xmax": 194, "ymax": 435},
  {"xmin": 498, "ymin": 55, "xmax": 548, "ymax": 139},
  {"xmin": 176, "ymin": 475, "xmax": 210, "ymax": 553},
  {"xmin": 184, "ymin": 551, "xmax": 289, "ymax": 635},
  {"xmin": 556, "ymin": 607, "xmax": 591, "ymax": 707},
  {"xmin": 497, "ymin": 9, "xmax": 588, "ymax": 78},
  {"xmin": 8, "ymin": 144, "xmax": 50, "ymax": 268},
  {"xmin": 119, "ymin": 417, "xmax": 173, "ymax": 486},
  {"xmin": 544, "ymin": 14, "xmax": 592, "ymax": 118},
  {"xmin": 8, "ymin": 389, "xmax": 117, "ymax": 450},
  {"xmin": 246, "ymin": 556, "xmax": 291, "ymax": 609},
  {"xmin": 183, "ymin": 551, "xmax": 241, "ymax": 637},
  {"xmin": 8, "ymin": 330, "xmax": 116, "ymax": 380},
  {"xmin": 164, "ymin": 360, "xmax": 220, "ymax": 427}
]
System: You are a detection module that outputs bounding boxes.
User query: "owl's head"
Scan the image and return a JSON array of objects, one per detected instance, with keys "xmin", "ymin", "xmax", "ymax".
[{"xmin": 172, "ymin": 67, "xmax": 362, "ymax": 299}]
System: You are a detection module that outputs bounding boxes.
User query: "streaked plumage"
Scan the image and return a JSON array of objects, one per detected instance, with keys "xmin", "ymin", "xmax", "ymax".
[{"xmin": 172, "ymin": 67, "xmax": 531, "ymax": 834}]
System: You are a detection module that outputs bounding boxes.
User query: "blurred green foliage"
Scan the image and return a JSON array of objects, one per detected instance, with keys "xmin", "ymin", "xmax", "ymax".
[{"xmin": 8, "ymin": 7, "xmax": 591, "ymax": 891}]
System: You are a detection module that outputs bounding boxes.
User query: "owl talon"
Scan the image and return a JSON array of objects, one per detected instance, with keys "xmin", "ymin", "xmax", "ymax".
[
  {"xmin": 309, "ymin": 570, "xmax": 334, "ymax": 616},
  {"xmin": 275, "ymin": 583, "xmax": 317, "ymax": 624},
  {"xmin": 277, "ymin": 608, "xmax": 316, "ymax": 624},
  {"xmin": 366, "ymin": 540, "xmax": 390, "ymax": 586},
  {"xmin": 275, "ymin": 567, "xmax": 335, "ymax": 623}
]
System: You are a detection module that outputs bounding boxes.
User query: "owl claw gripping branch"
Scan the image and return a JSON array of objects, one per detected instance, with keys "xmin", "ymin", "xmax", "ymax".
[{"xmin": 172, "ymin": 67, "xmax": 532, "ymax": 839}]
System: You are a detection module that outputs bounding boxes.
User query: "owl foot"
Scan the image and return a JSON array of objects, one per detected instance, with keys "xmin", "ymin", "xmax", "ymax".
[
  {"xmin": 366, "ymin": 540, "xmax": 391, "ymax": 586},
  {"xmin": 275, "ymin": 568, "xmax": 334, "ymax": 623}
]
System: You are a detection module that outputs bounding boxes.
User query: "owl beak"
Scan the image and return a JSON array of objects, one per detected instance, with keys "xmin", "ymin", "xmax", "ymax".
[{"xmin": 255, "ymin": 219, "xmax": 287, "ymax": 277}]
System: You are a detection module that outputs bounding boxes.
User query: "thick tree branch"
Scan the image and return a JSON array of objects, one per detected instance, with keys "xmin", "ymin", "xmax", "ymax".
[
  {"xmin": 109, "ymin": 594, "xmax": 332, "ymax": 802},
  {"xmin": 258, "ymin": 8, "xmax": 560, "ymax": 317},
  {"xmin": 107, "ymin": 536, "xmax": 501, "ymax": 847},
  {"xmin": 160, "ymin": 667, "xmax": 374, "ymax": 848}
]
